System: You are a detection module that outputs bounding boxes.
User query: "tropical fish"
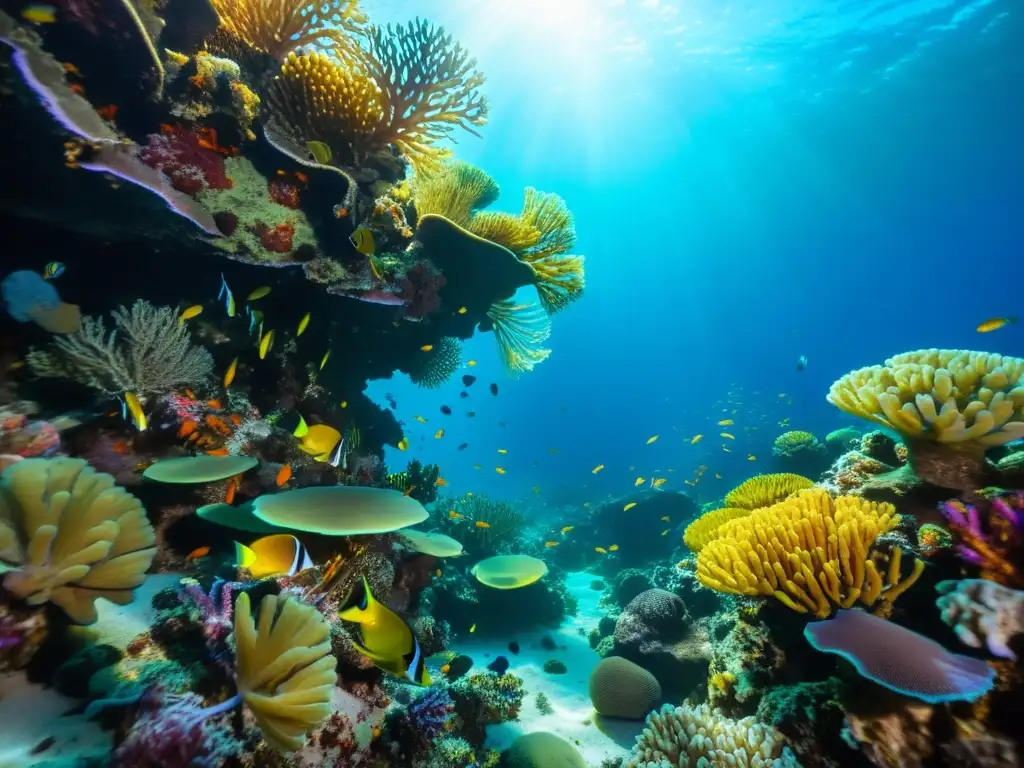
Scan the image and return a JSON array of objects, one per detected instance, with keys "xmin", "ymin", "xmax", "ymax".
[
  {"xmin": 246, "ymin": 307, "xmax": 264, "ymax": 336},
  {"xmin": 235, "ymin": 534, "xmax": 314, "ymax": 579},
  {"xmin": 487, "ymin": 656, "xmax": 510, "ymax": 675},
  {"xmin": 653, "ymin": 478, "xmax": 667, "ymax": 488},
  {"xmin": 223, "ymin": 357, "xmax": 238, "ymax": 388},
  {"xmin": 463, "ymin": 375, "xmax": 476, "ymax": 387},
  {"xmin": 796, "ymin": 355, "xmax": 809, "ymax": 370},
  {"xmin": 247, "ymin": 286, "xmax": 271, "ymax": 301},
  {"xmin": 448, "ymin": 510, "xmax": 463, "ymax": 520},
  {"xmin": 549, "ymin": 448, "xmax": 559, "ymax": 454},
  {"xmin": 533, "ymin": 486, "xmax": 541, "ymax": 495},
  {"xmin": 435, "ymin": 569, "xmax": 442, "ymax": 577},
  {"xmin": 441, "ymin": 406, "xmax": 452, "ymax": 415},
  {"xmin": 42, "ymin": 261, "xmax": 65, "ymax": 279},
  {"xmin": 723, "ymin": 447, "xmax": 732, "ymax": 453},
  {"xmin": 490, "ymin": 383, "xmax": 498, "ymax": 395},
  {"xmin": 458, "ymin": 306, "xmax": 467, "ymax": 314},
  {"xmin": 224, "ymin": 478, "xmax": 238, "ymax": 504},
  {"xmin": 468, "ymin": 360, "xmax": 477, "ymax": 367},
  {"xmin": 691, "ymin": 434, "xmax": 704, "ymax": 444},
  {"xmin": 434, "ymin": 429, "xmax": 444, "ymax": 439},
  {"xmin": 661, "ymin": 529, "xmax": 669, "ymax": 536},
  {"xmin": 178, "ymin": 420, "xmax": 198, "ymax": 438},
  {"xmin": 297, "ymin": 312, "xmax": 311, "ymax": 336},
  {"xmin": 976, "ymin": 317, "xmax": 1016, "ymax": 333},
  {"xmin": 647, "ymin": 434, "xmax": 659, "ymax": 444},
  {"xmin": 458, "ymin": 443, "xmax": 468, "ymax": 450},
  {"xmin": 460, "ymin": 391, "xmax": 469, "ymax": 399},
  {"xmin": 495, "ymin": 467, "xmax": 506, "ymax": 475},
  {"xmin": 440, "ymin": 663, "xmax": 451, "ymax": 674},
  {"xmin": 467, "ymin": 412, "xmax": 476, "ymax": 417},
  {"xmin": 717, "ymin": 419, "xmax": 733, "ymax": 426},
  {"xmin": 473, "ymin": 463, "xmax": 483, "ymax": 469},
  {"xmin": 122, "ymin": 392, "xmax": 147, "ymax": 431},
  {"xmin": 415, "ymin": 415, "xmax": 428, "ymax": 424},
  {"xmin": 21, "ymin": 4, "xmax": 56, "ymax": 23},
  {"xmin": 544, "ymin": 541, "xmax": 559, "ymax": 548},
  {"xmin": 178, "ymin": 304, "xmax": 203, "ymax": 325},
  {"xmin": 306, "ymin": 140, "xmax": 332, "ymax": 164},
  {"xmin": 339, "ymin": 577, "xmax": 430, "ymax": 685},
  {"xmin": 398, "ymin": 437, "xmax": 409, "ymax": 451},
  {"xmin": 186, "ymin": 546, "xmax": 210, "ymax": 560},
  {"xmin": 624, "ymin": 502, "xmax": 636, "ymax": 511},
  {"xmin": 297, "ymin": 424, "xmax": 342, "ymax": 463},
  {"xmin": 592, "ymin": 464, "xmax": 605, "ymax": 474},
  {"xmin": 609, "ymin": 545, "xmax": 619, "ymax": 552},
  {"xmin": 561, "ymin": 526, "xmax": 574, "ymax": 534},
  {"xmin": 634, "ymin": 477, "xmax": 645, "ymax": 486},
  {"xmin": 498, "ymin": 449, "xmax": 508, "ymax": 454},
  {"xmin": 660, "ymin": 516, "xmax": 670, "ymax": 522},
  {"xmin": 595, "ymin": 547, "xmax": 607, "ymax": 554},
  {"xmin": 435, "ymin": 478, "xmax": 448, "ymax": 487},
  {"xmin": 475, "ymin": 521, "xmax": 491, "ymax": 529},
  {"xmin": 350, "ymin": 226, "xmax": 375, "ymax": 256},
  {"xmin": 721, "ymin": 432, "xmax": 735, "ymax": 439},
  {"xmin": 217, "ymin": 272, "xmax": 236, "ymax": 317},
  {"xmin": 259, "ymin": 329, "xmax": 274, "ymax": 359},
  {"xmin": 320, "ymin": 349, "xmax": 331, "ymax": 370},
  {"xmin": 276, "ymin": 464, "xmax": 292, "ymax": 487},
  {"xmin": 748, "ymin": 454, "xmax": 757, "ymax": 461},
  {"xmin": 340, "ymin": 400, "xmax": 348, "ymax": 409},
  {"xmin": 469, "ymin": 624, "xmax": 476, "ymax": 633}
]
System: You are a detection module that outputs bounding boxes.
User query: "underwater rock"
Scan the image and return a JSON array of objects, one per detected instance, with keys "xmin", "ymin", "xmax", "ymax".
[{"xmin": 588, "ymin": 490, "xmax": 697, "ymax": 568}]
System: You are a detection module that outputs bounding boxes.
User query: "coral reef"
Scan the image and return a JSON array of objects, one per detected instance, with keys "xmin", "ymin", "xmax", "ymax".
[{"xmin": 938, "ymin": 493, "xmax": 1023, "ymax": 586}]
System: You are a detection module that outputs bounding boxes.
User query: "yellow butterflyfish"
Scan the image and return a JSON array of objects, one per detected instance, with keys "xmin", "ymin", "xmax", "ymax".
[
  {"xmin": 720, "ymin": 432, "xmax": 735, "ymax": 439},
  {"xmin": 306, "ymin": 140, "xmax": 332, "ymax": 164},
  {"xmin": 652, "ymin": 478, "xmax": 667, "ymax": 488},
  {"xmin": 467, "ymin": 360, "xmax": 477, "ymax": 366},
  {"xmin": 624, "ymin": 502, "xmax": 637, "ymax": 511},
  {"xmin": 594, "ymin": 547, "xmax": 607, "ymax": 554},
  {"xmin": 178, "ymin": 304, "xmax": 203, "ymax": 325},
  {"xmin": 497, "ymin": 448, "xmax": 508, "ymax": 454},
  {"xmin": 717, "ymin": 419, "xmax": 733, "ymax": 426},
  {"xmin": 458, "ymin": 306, "xmax": 467, "ymax": 314},
  {"xmin": 608, "ymin": 545, "xmax": 619, "ymax": 552},
  {"xmin": 592, "ymin": 464, "xmax": 605, "ymax": 474},
  {"xmin": 223, "ymin": 357, "xmax": 238, "ymax": 388},
  {"xmin": 340, "ymin": 400, "xmax": 348, "ymax": 408},
  {"xmin": 21, "ymin": 4, "xmax": 57, "ymax": 23},
  {"xmin": 748, "ymin": 454, "xmax": 757, "ymax": 461},
  {"xmin": 434, "ymin": 429, "xmax": 444, "ymax": 439},
  {"xmin": 350, "ymin": 226, "xmax": 375, "ymax": 256},
  {"xmin": 691, "ymin": 434, "xmax": 703, "ymax": 444},
  {"xmin": 495, "ymin": 467, "xmax": 506, "ymax": 474},
  {"xmin": 247, "ymin": 286, "xmax": 271, "ymax": 301},
  {"xmin": 646, "ymin": 434, "xmax": 659, "ymax": 444},
  {"xmin": 415, "ymin": 415, "xmax": 428, "ymax": 424},
  {"xmin": 297, "ymin": 312, "xmax": 311, "ymax": 336},
  {"xmin": 259, "ymin": 329, "xmax": 274, "ymax": 359},
  {"xmin": 561, "ymin": 526, "xmax": 574, "ymax": 534},
  {"xmin": 634, "ymin": 477, "xmax": 645, "ymax": 486},
  {"xmin": 235, "ymin": 534, "xmax": 314, "ymax": 579},
  {"xmin": 421, "ymin": 344, "xmax": 434, "ymax": 352},
  {"xmin": 122, "ymin": 392, "xmax": 147, "ymax": 431}
]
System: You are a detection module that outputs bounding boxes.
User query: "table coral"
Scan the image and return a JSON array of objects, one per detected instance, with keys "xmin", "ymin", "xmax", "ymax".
[{"xmin": 697, "ymin": 488, "xmax": 923, "ymax": 617}]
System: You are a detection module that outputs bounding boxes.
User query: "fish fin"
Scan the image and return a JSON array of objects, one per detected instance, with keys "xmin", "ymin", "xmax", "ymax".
[
  {"xmin": 234, "ymin": 542, "xmax": 256, "ymax": 569},
  {"xmin": 329, "ymin": 439, "xmax": 344, "ymax": 468}
]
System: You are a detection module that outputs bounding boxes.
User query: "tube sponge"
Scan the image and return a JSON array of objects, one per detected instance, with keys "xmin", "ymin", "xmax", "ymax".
[
  {"xmin": 804, "ymin": 609, "xmax": 995, "ymax": 703},
  {"xmin": 827, "ymin": 349, "xmax": 1024, "ymax": 448},
  {"xmin": 724, "ymin": 473, "xmax": 814, "ymax": 510},
  {"xmin": 233, "ymin": 591, "xmax": 335, "ymax": 753},
  {"xmin": 0, "ymin": 458, "xmax": 156, "ymax": 624},
  {"xmin": 697, "ymin": 488, "xmax": 923, "ymax": 617}
]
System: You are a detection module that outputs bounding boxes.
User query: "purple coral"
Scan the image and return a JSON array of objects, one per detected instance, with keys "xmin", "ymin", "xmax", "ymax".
[
  {"xmin": 139, "ymin": 126, "xmax": 233, "ymax": 196},
  {"xmin": 0, "ymin": 615, "xmax": 22, "ymax": 649},
  {"xmin": 400, "ymin": 262, "xmax": 447, "ymax": 320},
  {"xmin": 178, "ymin": 579, "xmax": 241, "ymax": 668},
  {"xmin": 804, "ymin": 609, "xmax": 995, "ymax": 703},
  {"xmin": 408, "ymin": 687, "xmax": 454, "ymax": 739},
  {"xmin": 939, "ymin": 494, "xmax": 1023, "ymax": 586}
]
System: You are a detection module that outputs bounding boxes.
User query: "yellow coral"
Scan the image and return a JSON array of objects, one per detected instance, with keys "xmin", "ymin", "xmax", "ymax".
[
  {"xmin": 485, "ymin": 299, "xmax": 552, "ymax": 376},
  {"xmin": 724, "ymin": 472, "xmax": 814, "ymax": 510},
  {"xmin": 513, "ymin": 188, "xmax": 584, "ymax": 313},
  {"xmin": 697, "ymin": 489, "xmax": 924, "ymax": 617},
  {"xmin": 207, "ymin": 0, "xmax": 366, "ymax": 62},
  {"xmin": 413, "ymin": 162, "xmax": 500, "ymax": 228},
  {"xmin": 828, "ymin": 349, "xmax": 1024, "ymax": 448},
  {"xmin": 683, "ymin": 507, "xmax": 750, "ymax": 552}
]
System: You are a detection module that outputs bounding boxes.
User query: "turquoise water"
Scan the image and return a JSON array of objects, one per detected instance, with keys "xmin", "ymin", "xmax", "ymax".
[{"xmin": 370, "ymin": 0, "xmax": 1023, "ymax": 502}]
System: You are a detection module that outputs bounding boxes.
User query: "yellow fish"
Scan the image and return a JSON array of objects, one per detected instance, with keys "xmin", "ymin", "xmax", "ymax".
[
  {"xmin": 652, "ymin": 478, "xmax": 667, "ymax": 488},
  {"xmin": 178, "ymin": 304, "xmax": 203, "ymax": 325},
  {"xmin": 475, "ymin": 521, "xmax": 491, "ymax": 529},
  {"xmin": 561, "ymin": 526, "xmax": 574, "ymax": 534},
  {"xmin": 748, "ymin": 454, "xmax": 757, "ymax": 461},
  {"xmin": 448, "ymin": 510, "xmax": 463, "ymax": 520},
  {"xmin": 350, "ymin": 226, "xmax": 375, "ymax": 256},
  {"xmin": 595, "ymin": 547, "xmax": 607, "ymax": 554},
  {"xmin": 297, "ymin": 424, "xmax": 342, "ymax": 463},
  {"xmin": 544, "ymin": 541, "xmax": 559, "ymax": 548},
  {"xmin": 247, "ymin": 286, "xmax": 271, "ymax": 301},
  {"xmin": 297, "ymin": 312, "xmax": 311, "ymax": 336},
  {"xmin": 123, "ymin": 391, "xmax": 147, "ymax": 431},
  {"xmin": 592, "ymin": 464, "xmax": 605, "ymax": 474},
  {"xmin": 647, "ymin": 434, "xmax": 659, "ymax": 444},
  {"xmin": 421, "ymin": 344, "xmax": 434, "ymax": 352},
  {"xmin": 721, "ymin": 432, "xmax": 735, "ymax": 439},
  {"xmin": 434, "ymin": 429, "xmax": 444, "ymax": 439},
  {"xmin": 977, "ymin": 317, "xmax": 1016, "ymax": 333},
  {"xmin": 339, "ymin": 577, "xmax": 430, "ymax": 685},
  {"xmin": 235, "ymin": 534, "xmax": 314, "ymax": 579},
  {"xmin": 22, "ymin": 4, "xmax": 57, "ymax": 23},
  {"xmin": 624, "ymin": 502, "xmax": 637, "ymax": 511},
  {"xmin": 473, "ymin": 464, "xmax": 483, "ymax": 469},
  {"xmin": 661, "ymin": 516, "xmax": 670, "ymax": 522},
  {"xmin": 217, "ymin": 272, "xmax": 236, "ymax": 317},
  {"xmin": 470, "ymin": 623, "xmax": 476, "ymax": 633},
  {"xmin": 634, "ymin": 477, "xmax": 645, "ymax": 486},
  {"xmin": 608, "ymin": 545, "xmax": 619, "ymax": 552},
  {"xmin": 583, "ymin": 502, "xmax": 590, "ymax": 508},
  {"xmin": 495, "ymin": 467, "xmax": 506, "ymax": 474},
  {"xmin": 259, "ymin": 329, "xmax": 274, "ymax": 359},
  {"xmin": 320, "ymin": 349, "xmax": 331, "ymax": 370},
  {"xmin": 497, "ymin": 449, "xmax": 508, "ymax": 454},
  {"xmin": 306, "ymin": 140, "xmax": 332, "ymax": 164},
  {"xmin": 691, "ymin": 434, "xmax": 703, "ymax": 444},
  {"xmin": 778, "ymin": 393, "xmax": 786, "ymax": 398},
  {"xmin": 458, "ymin": 307, "xmax": 467, "ymax": 314},
  {"xmin": 340, "ymin": 400, "xmax": 348, "ymax": 408},
  {"xmin": 397, "ymin": 438, "xmax": 409, "ymax": 451},
  {"xmin": 467, "ymin": 360, "xmax": 477, "ymax": 366},
  {"xmin": 717, "ymin": 419, "xmax": 733, "ymax": 426},
  {"xmin": 415, "ymin": 415, "xmax": 428, "ymax": 424},
  {"xmin": 223, "ymin": 357, "xmax": 238, "ymax": 388},
  {"xmin": 660, "ymin": 529, "xmax": 669, "ymax": 536}
]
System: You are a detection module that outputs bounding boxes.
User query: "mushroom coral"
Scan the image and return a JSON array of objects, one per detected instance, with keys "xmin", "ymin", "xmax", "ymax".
[
  {"xmin": 0, "ymin": 458, "xmax": 156, "ymax": 624},
  {"xmin": 233, "ymin": 591, "xmax": 335, "ymax": 752},
  {"xmin": 696, "ymin": 488, "xmax": 923, "ymax": 618},
  {"xmin": 724, "ymin": 473, "xmax": 814, "ymax": 510}
]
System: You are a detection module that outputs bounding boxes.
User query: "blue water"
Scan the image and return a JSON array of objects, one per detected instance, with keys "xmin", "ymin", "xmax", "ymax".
[{"xmin": 368, "ymin": 0, "xmax": 1024, "ymax": 506}]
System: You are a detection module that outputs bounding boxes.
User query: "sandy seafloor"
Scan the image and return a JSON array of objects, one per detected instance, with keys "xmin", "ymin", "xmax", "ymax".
[{"xmin": 0, "ymin": 571, "xmax": 637, "ymax": 766}]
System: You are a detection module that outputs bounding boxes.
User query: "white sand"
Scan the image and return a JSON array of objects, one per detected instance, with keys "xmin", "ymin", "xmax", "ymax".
[{"xmin": 450, "ymin": 571, "xmax": 639, "ymax": 765}]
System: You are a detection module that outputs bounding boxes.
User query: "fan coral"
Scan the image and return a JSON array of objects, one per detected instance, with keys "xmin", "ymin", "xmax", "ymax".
[
  {"xmin": 485, "ymin": 299, "xmax": 552, "ymax": 376},
  {"xmin": 772, "ymin": 430, "xmax": 821, "ymax": 457},
  {"xmin": 26, "ymin": 300, "xmax": 214, "ymax": 395},
  {"xmin": 683, "ymin": 507, "xmax": 751, "ymax": 552},
  {"xmin": 413, "ymin": 161, "xmax": 498, "ymax": 227},
  {"xmin": 936, "ymin": 578, "xmax": 1024, "ymax": 659},
  {"xmin": 939, "ymin": 493, "xmax": 1023, "ymax": 586},
  {"xmin": 206, "ymin": 0, "xmax": 366, "ymax": 63},
  {"xmin": 624, "ymin": 703, "xmax": 796, "ymax": 768},
  {"xmin": 0, "ymin": 458, "xmax": 156, "ymax": 625},
  {"xmin": 408, "ymin": 337, "xmax": 461, "ymax": 388},
  {"xmin": 447, "ymin": 494, "xmax": 524, "ymax": 556},
  {"xmin": 724, "ymin": 473, "xmax": 814, "ymax": 510},
  {"xmin": 697, "ymin": 489, "xmax": 923, "ymax": 617},
  {"xmin": 140, "ymin": 125, "xmax": 234, "ymax": 195},
  {"xmin": 400, "ymin": 261, "xmax": 447, "ymax": 320}
]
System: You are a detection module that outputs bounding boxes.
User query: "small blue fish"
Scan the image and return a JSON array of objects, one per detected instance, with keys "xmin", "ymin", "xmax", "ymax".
[
  {"xmin": 217, "ymin": 272, "xmax": 236, "ymax": 318},
  {"xmin": 42, "ymin": 262, "xmax": 65, "ymax": 280}
]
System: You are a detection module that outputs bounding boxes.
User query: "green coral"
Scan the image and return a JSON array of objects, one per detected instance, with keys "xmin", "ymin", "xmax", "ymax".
[
  {"xmin": 408, "ymin": 337, "xmax": 461, "ymax": 388},
  {"xmin": 450, "ymin": 671, "xmax": 525, "ymax": 723},
  {"xmin": 772, "ymin": 430, "xmax": 822, "ymax": 458},
  {"xmin": 443, "ymin": 493, "xmax": 524, "ymax": 557},
  {"xmin": 422, "ymin": 735, "xmax": 481, "ymax": 768}
]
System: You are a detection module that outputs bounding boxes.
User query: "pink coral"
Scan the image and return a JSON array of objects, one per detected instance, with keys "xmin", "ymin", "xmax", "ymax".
[
  {"xmin": 140, "ymin": 126, "xmax": 233, "ymax": 196},
  {"xmin": 400, "ymin": 262, "xmax": 447, "ymax": 320},
  {"xmin": 0, "ymin": 412, "xmax": 59, "ymax": 457}
]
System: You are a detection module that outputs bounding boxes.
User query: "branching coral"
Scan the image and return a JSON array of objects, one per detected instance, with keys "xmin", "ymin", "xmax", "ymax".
[
  {"xmin": 697, "ymin": 489, "xmax": 923, "ymax": 617},
  {"xmin": 485, "ymin": 299, "xmax": 552, "ymax": 376},
  {"xmin": 938, "ymin": 493, "xmax": 1023, "ymax": 586},
  {"xmin": 683, "ymin": 507, "xmax": 751, "ymax": 552},
  {"xmin": 0, "ymin": 458, "xmax": 156, "ymax": 625},
  {"xmin": 624, "ymin": 703, "xmax": 795, "ymax": 768},
  {"xmin": 206, "ymin": 0, "xmax": 366, "ymax": 63},
  {"xmin": 724, "ymin": 473, "xmax": 814, "ymax": 510},
  {"xmin": 408, "ymin": 337, "xmax": 461, "ymax": 389},
  {"xmin": 26, "ymin": 300, "xmax": 214, "ymax": 395}
]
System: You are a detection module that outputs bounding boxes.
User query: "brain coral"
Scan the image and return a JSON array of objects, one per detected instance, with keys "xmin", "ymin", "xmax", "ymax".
[
  {"xmin": 724, "ymin": 473, "xmax": 814, "ymax": 510},
  {"xmin": 505, "ymin": 732, "xmax": 586, "ymax": 768},
  {"xmin": 589, "ymin": 656, "xmax": 661, "ymax": 719},
  {"xmin": 0, "ymin": 458, "xmax": 156, "ymax": 624},
  {"xmin": 827, "ymin": 349, "xmax": 1024, "ymax": 448},
  {"xmin": 624, "ymin": 703, "xmax": 794, "ymax": 768},
  {"xmin": 622, "ymin": 589, "xmax": 688, "ymax": 630}
]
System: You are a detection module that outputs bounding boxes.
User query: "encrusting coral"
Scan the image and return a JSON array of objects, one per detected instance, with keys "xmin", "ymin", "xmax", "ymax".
[
  {"xmin": 26, "ymin": 299, "xmax": 214, "ymax": 395},
  {"xmin": 0, "ymin": 458, "xmax": 156, "ymax": 625},
  {"xmin": 724, "ymin": 473, "xmax": 814, "ymax": 510},
  {"xmin": 697, "ymin": 488, "xmax": 924, "ymax": 617},
  {"xmin": 624, "ymin": 702, "xmax": 796, "ymax": 768}
]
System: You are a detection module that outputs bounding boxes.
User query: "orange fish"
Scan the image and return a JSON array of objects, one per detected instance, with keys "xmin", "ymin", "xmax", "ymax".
[
  {"xmin": 68, "ymin": 83, "xmax": 84, "ymax": 95},
  {"xmin": 186, "ymin": 546, "xmax": 210, "ymax": 560},
  {"xmin": 178, "ymin": 420, "xmax": 198, "ymax": 438},
  {"xmin": 295, "ymin": 172, "xmax": 309, "ymax": 183},
  {"xmin": 441, "ymin": 663, "xmax": 451, "ymax": 674},
  {"xmin": 206, "ymin": 447, "xmax": 230, "ymax": 457},
  {"xmin": 475, "ymin": 521, "xmax": 491, "ymax": 529},
  {"xmin": 224, "ymin": 478, "xmax": 238, "ymax": 504},
  {"xmin": 110, "ymin": 438, "xmax": 132, "ymax": 456},
  {"xmin": 229, "ymin": 414, "xmax": 242, "ymax": 426},
  {"xmin": 207, "ymin": 399, "xmax": 223, "ymax": 410},
  {"xmin": 435, "ymin": 478, "xmax": 448, "ymax": 487},
  {"xmin": 96, "ymin": 104, "xmax": 118, "ymax": 120},
  {"xmin": 183, "ymin": 388, "xmax": 197, "ymax": 400},
  {"xmin": 63, "ymin": 63, "xmax": 81, "ymax": 75},
  {"xmin": 276, "ymin": 464, "xmax": 292, "ymax": 487}
]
